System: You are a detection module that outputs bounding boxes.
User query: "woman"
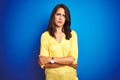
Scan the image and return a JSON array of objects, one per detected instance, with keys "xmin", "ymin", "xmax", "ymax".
[{"xmin": 38, "ymin": 4, "xmax": 78, "ymax": 80}]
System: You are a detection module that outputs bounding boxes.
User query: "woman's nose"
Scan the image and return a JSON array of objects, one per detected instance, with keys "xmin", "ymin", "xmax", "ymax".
[{"xmin": 59, "ymin": 15, "xmax": 63, "ymax": 20}]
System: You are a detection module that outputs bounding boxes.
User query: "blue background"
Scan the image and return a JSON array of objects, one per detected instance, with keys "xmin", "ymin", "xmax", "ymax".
[{"xmin": 0, "ymin": 0, "xmax": 120, "ymax": 80}]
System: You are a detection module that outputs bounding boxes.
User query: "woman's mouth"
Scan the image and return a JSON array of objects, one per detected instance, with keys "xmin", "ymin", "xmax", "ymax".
[{"xmin": 58, "ymin": 21, "xmax": 62, "ymax": 23}]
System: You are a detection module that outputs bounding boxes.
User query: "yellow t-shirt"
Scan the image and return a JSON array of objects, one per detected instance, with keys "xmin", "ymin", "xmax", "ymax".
[{"xmin": 40, "ymin": 30, "xmax": 78, "ymax": 80}]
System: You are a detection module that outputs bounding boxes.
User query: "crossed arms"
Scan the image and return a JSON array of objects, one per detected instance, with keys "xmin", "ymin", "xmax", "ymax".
[{"xmin": 38, "ymin": 56, "xmax": 77, "ymax": 69}]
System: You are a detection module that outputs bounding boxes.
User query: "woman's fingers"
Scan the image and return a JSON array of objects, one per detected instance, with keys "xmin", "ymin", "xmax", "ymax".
[{"xmin": 69, "ymin": 64, "xmax": 78, "ymax": 69}]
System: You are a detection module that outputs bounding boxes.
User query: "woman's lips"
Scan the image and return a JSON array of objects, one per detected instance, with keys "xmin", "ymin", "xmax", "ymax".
[{"xmin": 58, "ymin": 21, "xmax": 62, "ymax": 23}]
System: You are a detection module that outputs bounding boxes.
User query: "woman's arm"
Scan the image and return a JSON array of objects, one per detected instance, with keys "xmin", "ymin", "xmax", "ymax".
[
  {"xmin": 39, "ymin": 56, "xmax": 51, "ymax": 65},
  {"xmin": 39, "ymin": 59, "xmax": 77, "ymax": 69},
  {"xmin": 44, "ymin": 64, "xmax": 66, "ymax": 68},
  {"xmin": 38, "ymin": 56, "xmax": 66, "ymax": 68},
  {"xmin": 44, "ymin": 63, "xmax": 77, "ymax": 69},
  {"xmin": 53, "ymin": 57, "xmax": 74, "ymax": 65},
  {"xmin": 39, "ymin": 56, "xmax": 74, "ymax": 65},
  {"xmin": 39, "ymin": 56, "xmax": 77, "ymax": 69}
]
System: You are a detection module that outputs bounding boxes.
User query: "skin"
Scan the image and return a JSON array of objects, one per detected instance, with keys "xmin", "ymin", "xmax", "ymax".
[
  {"xmin": 54, "ymin": 8, "xmax": 66, "ymax": 28},
  {"xmin": 38, "ymin": 56, "xmax": 77, "ymax": 69},
  {"xmin": 54, "ymin": 8, "xmax": 66, "ymax": 43},
  {"xmin": 39, "ymin": 8, "xmax": 77, "ymax": 69}
]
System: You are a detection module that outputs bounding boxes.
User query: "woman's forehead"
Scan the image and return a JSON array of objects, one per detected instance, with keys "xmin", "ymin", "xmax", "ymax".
[{"xmin": 56, "ymin": 8, "xmax": 65, "ymax": 14}]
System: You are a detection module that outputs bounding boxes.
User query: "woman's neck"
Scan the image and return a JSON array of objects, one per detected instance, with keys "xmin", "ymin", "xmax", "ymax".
[{"xmin": 56, "ymin": 27, "xmax": 63, "ymax": 33}]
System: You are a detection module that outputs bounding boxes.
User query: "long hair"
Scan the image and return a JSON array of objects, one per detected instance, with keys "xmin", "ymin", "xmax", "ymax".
[{"xmin": 47, "ymin": 4, "xmax": 71, "ymax": 40}]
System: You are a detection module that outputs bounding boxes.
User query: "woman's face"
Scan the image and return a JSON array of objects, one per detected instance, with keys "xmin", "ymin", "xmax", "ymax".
[{"xmin": 54, "ymin": 8, "xmax": 66, "ymax": 28}]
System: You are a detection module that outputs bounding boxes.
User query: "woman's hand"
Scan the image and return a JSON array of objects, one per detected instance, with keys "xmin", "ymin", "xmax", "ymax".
[
  {"xmin": 39, "ymin": 56, "xmax": 51, "ymax": 65},
  {"xmin": 69, "ymin": 64, "xmax": 78, "ymax": 69}
]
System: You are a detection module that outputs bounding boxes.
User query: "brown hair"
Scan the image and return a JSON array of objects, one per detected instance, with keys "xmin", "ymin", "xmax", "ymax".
[{"xmin": 47, "ymin": 4, "xmax": 71, "ymax": 40}]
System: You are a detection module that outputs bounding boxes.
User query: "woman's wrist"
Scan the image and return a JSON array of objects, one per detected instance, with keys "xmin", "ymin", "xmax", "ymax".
[{"xmin": 50, "ymin": 57, "xmax": 55, "ymax": 64}]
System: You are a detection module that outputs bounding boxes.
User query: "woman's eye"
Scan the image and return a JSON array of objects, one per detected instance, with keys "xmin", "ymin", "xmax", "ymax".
[
  {"xmin": 63, "ymin": 15, "xmax": 65, "ymax": 17},
  {"xmin": 56, "ymin": 13, "xmax": 65, "ymax": 17}
]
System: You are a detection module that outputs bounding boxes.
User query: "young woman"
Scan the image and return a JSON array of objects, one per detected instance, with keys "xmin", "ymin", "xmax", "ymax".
[{"xmin": 38, "ymin": 4, "xmax": 78, "ymax": 80}]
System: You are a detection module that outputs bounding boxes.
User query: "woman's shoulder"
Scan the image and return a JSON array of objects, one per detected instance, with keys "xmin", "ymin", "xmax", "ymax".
[
  {"xmin": 71, "ymin": 30, "xmax": 77, "ymax": 36},
  {"xmin": 42, "ymin": 31, "xmax": 49, "ymax": 35},
  {"xmin": 41, "ymin": 31, "xmax": 50, "ymax": 38}
]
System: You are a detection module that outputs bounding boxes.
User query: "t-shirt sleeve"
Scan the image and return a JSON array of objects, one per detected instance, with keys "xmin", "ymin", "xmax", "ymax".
[
  {"xmin": 68, "ymin": 31, "xmax": 78, "ymax": 64},
  {"xmin": 39, "ymin": 33, "xmax": 49, "ymax": 57}
]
